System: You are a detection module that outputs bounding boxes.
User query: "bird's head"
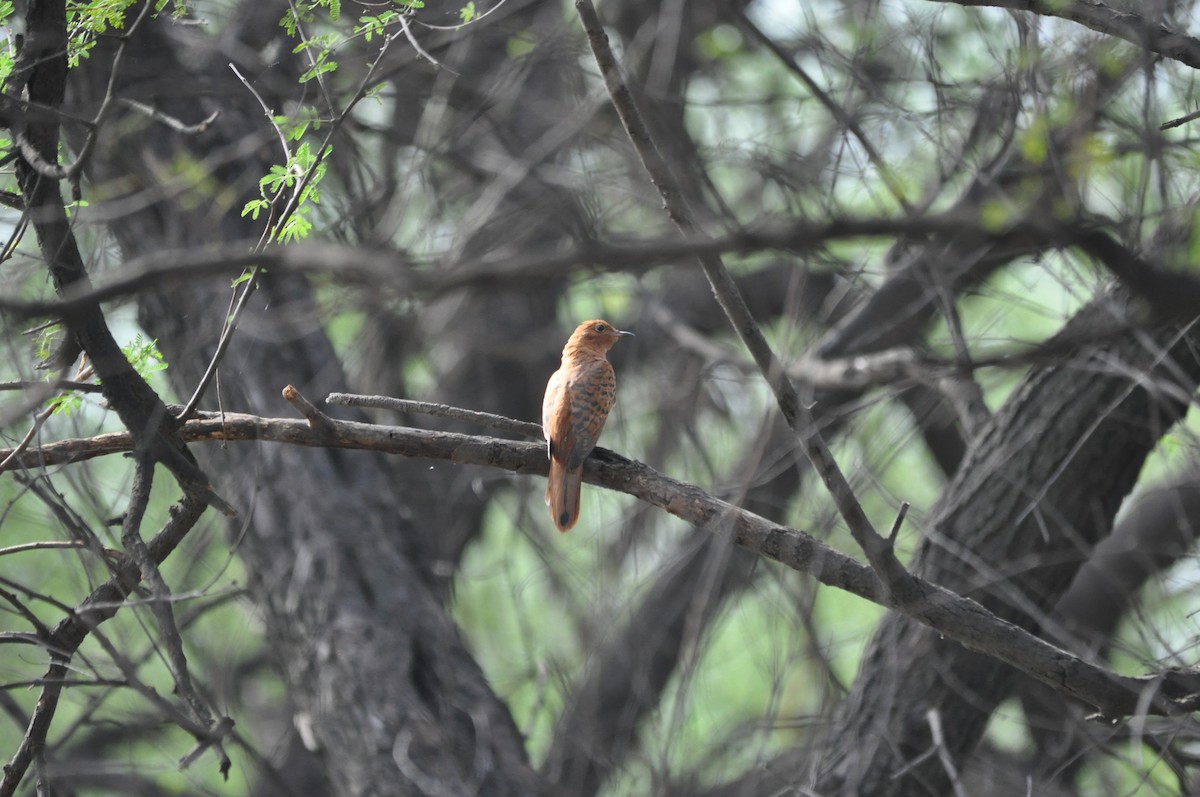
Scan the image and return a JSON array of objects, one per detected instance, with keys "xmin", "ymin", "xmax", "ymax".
[{"xmin": 566, "ymin": 320, "xmax": 635, "ymax": 355}]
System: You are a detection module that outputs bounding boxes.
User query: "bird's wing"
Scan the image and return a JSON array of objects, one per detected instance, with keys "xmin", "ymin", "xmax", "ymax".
[
  {"xmin": 565, "ymin": 359, "xmax": 616, "ymax": 468},
  {"xmin": 543, "ymin": 366, "xmax": 575, "ymax": 462}
]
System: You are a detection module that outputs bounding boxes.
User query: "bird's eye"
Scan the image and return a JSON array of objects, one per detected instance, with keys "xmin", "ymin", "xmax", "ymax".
[{"xmin": 594, "ymin": 324, "xmax": 607, "ymax": 332}]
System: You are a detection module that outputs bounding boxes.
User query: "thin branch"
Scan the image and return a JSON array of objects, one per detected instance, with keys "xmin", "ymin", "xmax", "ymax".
[
  {"xmin": 228, "ymin": 63, "xmax": 292, "ymax": 164},
  {"xmin": 12, "ymin": 131, "xmax": 70, "ymax": 180},
  {"xmin": 0, "ymin": 405, "xmax": 54, "ymax": 472},
  {"xmin": 887, "ymin": 502, "xmax": 912, "ymax": 546},
  {"xmin": 3, "ymin": 401, "xmax": 1197, "ymax": 721},
  {"xmin": 284, "ymin": 384, "xmax": 335, "ymax": 431},
  {"xmin": 926, "ymin": 709, "xmax": 968, "ymax": 797},
  {"xmin": 396, "ymin": 7, "xmax": 444, "ymax": 69},
  {"xmin": 327, "ymin": 392, "xmax": 543, "ymax": 438},
  {"xmin": 0, "ymin": 380, "xmax": 103, "ymax": 393},
  {"xmin": 117, "ymin": 99, "xmax": 219, "ymax": 135},
  {"xmin": 0, "ymin": 541, "xmax": 94, "ymax": 557},
  {"xmin": 0, "ymin": 588, "xmax": 52, "ymax": 641},
  {"xmin": 1161, "ymin": 107, "xmax": 1200, "ymax": 130}
]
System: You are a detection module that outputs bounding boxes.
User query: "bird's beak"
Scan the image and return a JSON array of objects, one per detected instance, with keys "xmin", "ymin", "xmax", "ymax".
[{"xmin": 617, "ymin": 330, "xmax": 635, "ymax": 337}]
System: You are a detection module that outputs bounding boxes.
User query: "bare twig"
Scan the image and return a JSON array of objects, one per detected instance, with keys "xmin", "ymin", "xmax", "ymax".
[
  {"xmin": 118, "ymin": 99, "xmax": 219, "ymax": 135},
  {"xmin": 927, "ymin": 709, "xmax": 968, "ymax": 797},
  {"xmin": 0, "ymin": 541, "xmax": 93, "ymax": 557},
  {"xmin": 396, "ymin": 7, "xmax": 444, "ymax": 69},
  {"xmin": 178, "ymin": 715, "xmax": 235, "ymax": 772},
  {"xmin": 887, "ymin": 502, "xmax": 911, "ymax": 546},
  {"xmin": 0, "ymin": 380, "xmax": 102, "ymax": 393},
  {"xmin": 0, "ymin": 405, "xmax": 54, "ymax": 472},
  {"xmin": 283, "ymin": 384, "xmax": 334, "ymax": 431},
  {"xmin": 0, "ymin": 588, "xmax": 52, "ymax": 640},
  {"xmin": 229, "ymin": 63, "xmax": 292, "ymax": 163},
  {"xmin": 327, "ymin": 392, "xmax": 543, "ymax": 438},
  {"xmin": 1161, "ymin": 107, "xmax": 1200, "ymax": 130}
]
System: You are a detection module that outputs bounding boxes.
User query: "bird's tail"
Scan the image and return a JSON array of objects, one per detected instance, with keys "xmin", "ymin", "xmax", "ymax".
[{"xmin": 545, "ymin": 459, "xmax": 583, "ymax": 532}]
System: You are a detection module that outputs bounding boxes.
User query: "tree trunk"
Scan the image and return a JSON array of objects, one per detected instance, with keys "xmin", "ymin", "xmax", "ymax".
[
  {"xmin": 807, "ymin": 293, "xmax": 1200, "ymax": 795},
  {"xmin": 66, "ymin": 8, "xmax": 548, "ymax": 795}
]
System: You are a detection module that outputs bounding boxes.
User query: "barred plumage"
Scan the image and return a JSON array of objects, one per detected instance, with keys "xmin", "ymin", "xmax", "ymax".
[{"xmin": 542, "ymin": 320, "xmax": 633, "ymax": 532}]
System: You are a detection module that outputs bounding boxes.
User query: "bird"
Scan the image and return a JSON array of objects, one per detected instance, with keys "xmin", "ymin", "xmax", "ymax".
[{"xmin": 542, "ymin": 320, "xmax": 634, "ymax": 532}]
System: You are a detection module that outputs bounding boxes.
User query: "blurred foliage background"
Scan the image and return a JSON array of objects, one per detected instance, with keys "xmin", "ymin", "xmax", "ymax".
[{"xmin": 1, "ymin": 0, "xmax": 1200, "ymax": 795}]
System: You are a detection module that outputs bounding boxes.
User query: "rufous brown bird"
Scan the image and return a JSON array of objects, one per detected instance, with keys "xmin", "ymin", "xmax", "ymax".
[{"xmin": 542, "ymin": 320, "xmax": 634, "ymax": 532}]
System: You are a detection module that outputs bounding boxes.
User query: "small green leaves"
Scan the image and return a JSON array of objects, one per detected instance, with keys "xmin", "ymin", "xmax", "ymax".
[
  {"xmin": 294, "ymin": 33, "xmax": 340, "ymax": 83},
  {"xmin": 357, "ymin": 11, "xmax": 399, "ymax": 41},
  {"xmin": 245, "ymin": 142, "xmax": 331, "ymax": 243},
  {"xmin": 51, "ymin": 391, "xmax": 84, "ymax": 417},
  {"xmin": 250, "ymin": 0, "xmax": 484, "ymax": 245},
  {"xmin": 241, "ymin": 198, "xmax": 269, "ymax": 221},
  {"xmin": 230, "ymin": 269, "xmax": 257, "ymax": 288},
  {"xmin": 66, "ymin": 0, "xmax": 133, "ymax": 67},
  {"xmin": 33, "ymin": 328, "xmax": 58, "ymax": 366},
  {"xmin": 122, "ymin": 333, "xmax": 168, "ymax": 376},
  {"xmin": 30, "ymin": 332, "xmax": 167, "ymax": 417}
]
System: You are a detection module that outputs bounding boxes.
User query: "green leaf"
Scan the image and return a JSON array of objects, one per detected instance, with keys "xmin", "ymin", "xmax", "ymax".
[
  {"xmin": 34, "ymin": 328, "xmax": 59, "ymax": 364},
  {"xmin": 122, "ymin": 333, "xmax": 169, "ymax": 377},
  {"xmin": 50, "ymin": 391, "xmax": 84, "ymax": 417},
  {"xmin": 241, "ymin": 198, "xmax": 268, "ymax": 220},
  {"xmin": 299, "ymin": 50, "xmax": 339, "ymax": 84}
]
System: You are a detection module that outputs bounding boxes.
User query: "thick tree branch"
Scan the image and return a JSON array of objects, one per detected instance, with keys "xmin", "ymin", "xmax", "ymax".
[{"xmin": 6, "ymin": 393, "xmax": 1198, "ymax": 721}]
